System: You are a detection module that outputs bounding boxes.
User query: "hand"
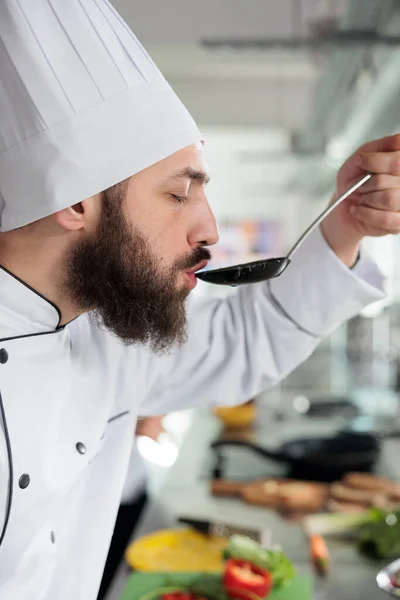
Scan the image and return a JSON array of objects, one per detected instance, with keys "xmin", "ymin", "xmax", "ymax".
[
  {"xmin": 135, "ymin": 416, "xmax": 165, "ymax": 441},
  {"xmin": 321, "ymin": 134, "xmax": 400, "ymax": 266}
]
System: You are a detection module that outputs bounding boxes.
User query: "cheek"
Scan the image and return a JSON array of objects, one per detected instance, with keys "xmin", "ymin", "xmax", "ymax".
[
  {"xmin": 151, "ymin": 219, "xmax": 190, "ymax": 267},
  {"xmin": 123, "ymin": 193, "xmax": 190, "ymax": 263}
]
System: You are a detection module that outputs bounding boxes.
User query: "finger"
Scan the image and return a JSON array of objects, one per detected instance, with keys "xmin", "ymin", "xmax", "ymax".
[
  {"xmin": 358, "ymin": 133, "xmax": 400, "ymax": 154},
  {"xmin": 339, "ymin": 135, "xmax": 400, "ymax": 185},
  {"xmin": 350, "ymin": 204, "xmax": 400, "ymax": 234},
  {"xmin": 350, "ymin": 174, "xmax": 400, "ymax": 194},
  {"xmin": 358, "ymin": 189, "xmax": 400, "ymax": 211},
  {"xmin": 359, "ymin": 151, "xmax": 400, "ymax": 176}
]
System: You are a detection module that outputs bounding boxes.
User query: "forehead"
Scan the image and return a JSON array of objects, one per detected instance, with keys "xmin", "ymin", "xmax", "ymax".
[{"xmin": 137, "ymin": 143, "xmax": 210, "ymax": 186}]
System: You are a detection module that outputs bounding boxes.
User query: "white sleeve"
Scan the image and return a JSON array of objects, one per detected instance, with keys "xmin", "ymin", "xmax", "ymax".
[{"xmin": 138, "ymin": 228, "xmax": 386, "ymax": 416}]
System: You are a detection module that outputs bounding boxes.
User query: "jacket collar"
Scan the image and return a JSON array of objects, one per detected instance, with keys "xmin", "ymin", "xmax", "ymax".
[{"xmin": 0, "ymin": 266, "xmax": 61, "ymax": 337}]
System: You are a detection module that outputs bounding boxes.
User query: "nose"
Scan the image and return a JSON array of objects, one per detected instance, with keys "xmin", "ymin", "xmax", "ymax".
[{"xmin": 190, "ymin": 200, "xmax": 219, "ymax": 248}]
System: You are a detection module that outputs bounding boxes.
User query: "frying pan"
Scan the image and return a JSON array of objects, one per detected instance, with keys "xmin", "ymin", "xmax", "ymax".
[{"xmin": 211, "ymin": 430, "xmax": 400, "ymax": 482}]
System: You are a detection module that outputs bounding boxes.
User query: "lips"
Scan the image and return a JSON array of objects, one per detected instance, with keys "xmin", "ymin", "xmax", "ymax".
[{"xmin": 185, "ymin": 259, "xmax": 209, "ymax": 275}]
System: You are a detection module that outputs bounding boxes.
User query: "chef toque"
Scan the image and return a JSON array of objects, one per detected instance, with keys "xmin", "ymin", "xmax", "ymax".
[{"xmin": 0, "ymin": 0, "xmax": 201, "ymax": 231}]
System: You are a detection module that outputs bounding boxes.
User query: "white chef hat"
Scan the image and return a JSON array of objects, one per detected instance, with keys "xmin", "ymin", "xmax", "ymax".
[{"xmin": 0, "ymin": 0, "xmax": 201, "ymax": 231}]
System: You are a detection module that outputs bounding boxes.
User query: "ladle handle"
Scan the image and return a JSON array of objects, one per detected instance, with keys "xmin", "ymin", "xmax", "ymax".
[{"xmin": 286, "ymin": 173, "xmax": 372, "ymax": 261}]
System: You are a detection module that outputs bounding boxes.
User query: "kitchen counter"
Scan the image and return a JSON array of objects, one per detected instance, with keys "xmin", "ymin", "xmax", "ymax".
[{"xmin": 108, "ymin": 398, "xmax": 400, "ymax": 600}]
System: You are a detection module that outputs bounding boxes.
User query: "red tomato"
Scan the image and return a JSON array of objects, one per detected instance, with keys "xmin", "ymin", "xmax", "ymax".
[
  {"xmin": 162, "ymin": 593, "xmax": 191, "ymax": 600},
  {"xmin": 223, "ymin": 559, "xmax": 273, "ymax": 600}
]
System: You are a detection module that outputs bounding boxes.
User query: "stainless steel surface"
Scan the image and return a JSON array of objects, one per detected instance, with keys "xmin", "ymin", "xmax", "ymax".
[{"xmin": 286, "ymin": 173, "xmax": 372, "ymax": 260}]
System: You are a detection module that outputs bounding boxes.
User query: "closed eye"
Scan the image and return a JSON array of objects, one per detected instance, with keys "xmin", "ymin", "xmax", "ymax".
[{"xmin": 171, "ymin": 194, "xmax": 186, "ymax": 203}]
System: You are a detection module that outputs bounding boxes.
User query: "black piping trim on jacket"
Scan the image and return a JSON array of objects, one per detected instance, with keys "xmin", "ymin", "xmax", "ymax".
[
  {"xmin": 100, "ymin": 411, "xmax": 131, "ymax": 440},
  {"xmin": 107, "ymin": 411, "xmax": 130, "ymax": 424},
  {"xmin": 0, "ymin": 265, "xmax": 62, "ymax": 329},
  {"xmin": 267, "ymin": 281, "xmax": 320, "ymax": 339},
  {"xmin": 0, "ymin": 327, "xmax": 66, "ymax": 344},
  {"xmin": 0, "ymin": 392, "xmax": 13, "ymax": 546}
]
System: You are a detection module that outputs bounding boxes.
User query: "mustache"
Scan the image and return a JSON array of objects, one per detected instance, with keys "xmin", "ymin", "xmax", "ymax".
[{"xmin": 175, "ymin": 247, "xmax": 212, "ymax": 272}]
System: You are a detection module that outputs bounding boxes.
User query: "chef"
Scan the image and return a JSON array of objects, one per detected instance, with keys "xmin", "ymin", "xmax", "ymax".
[{"xmin": 0, "ymin": 1, "xmax": 399, "ymax": 599}]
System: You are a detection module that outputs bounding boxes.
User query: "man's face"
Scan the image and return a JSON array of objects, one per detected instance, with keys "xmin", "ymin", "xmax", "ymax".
[{"xmin": 64, "ymin": 144, "xmax": 219, "ymax": 352}]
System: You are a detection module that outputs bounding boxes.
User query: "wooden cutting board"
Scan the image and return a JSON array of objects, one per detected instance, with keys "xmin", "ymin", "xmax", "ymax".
[{"xmin": 211, "ymin": 478, "xmax": 328, "ymax": 513}]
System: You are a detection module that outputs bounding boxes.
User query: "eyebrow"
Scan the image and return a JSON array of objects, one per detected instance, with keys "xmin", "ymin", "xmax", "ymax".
[{"xmin": 162, "ymin": 167, "xmax": 210, "ymax": 186}]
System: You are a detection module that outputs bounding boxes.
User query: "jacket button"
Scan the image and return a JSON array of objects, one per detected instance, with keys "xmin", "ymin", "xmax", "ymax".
[
  {"xmin": 19, "ymin": 474, "xmax": 30, "ymax": 489},
  {"xmin": 76, "ymin": 442, "xmax": 87, "ymax": 455},
  {"xmin": 0, "ymin": 349, "xmax": 8, "ymax": 364},
  {"xmin": 50, "ymin": 531, "xmax": 56, "ymax": 544}
]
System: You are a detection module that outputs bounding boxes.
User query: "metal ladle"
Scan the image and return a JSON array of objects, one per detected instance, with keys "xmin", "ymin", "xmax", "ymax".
[{"xmin": 196, "ymin": 173, "xmax": 372, "ymax": 286}]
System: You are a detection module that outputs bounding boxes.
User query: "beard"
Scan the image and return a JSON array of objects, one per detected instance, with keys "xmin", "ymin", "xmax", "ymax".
[{"xmin": 63, "ymin": 184, "xmax": 211, "ymax": 353}]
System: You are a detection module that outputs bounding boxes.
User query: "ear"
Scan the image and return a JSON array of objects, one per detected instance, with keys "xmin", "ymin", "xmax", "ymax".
[{"xmin": 53, "ymin": 195, "xmax": 101, "ymax": 231}]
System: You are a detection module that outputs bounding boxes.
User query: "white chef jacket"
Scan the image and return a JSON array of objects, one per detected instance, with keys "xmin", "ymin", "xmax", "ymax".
[
  {"xmin": 121, "ymin": 442, "xmax": 147, "ymax": 505},
  {"xmin": 0, "ymin": 228, "xmax": 385, "ymax": 599}
]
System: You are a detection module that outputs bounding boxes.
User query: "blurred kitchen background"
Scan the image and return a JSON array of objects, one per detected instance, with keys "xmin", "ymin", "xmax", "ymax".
[
  {"xmin": 112, "ymin": 0, "xmax": 400, "ymax": 463},
  {"xmin": 107, "ymin": 2, "xmax": 400, "ymax": 597}
]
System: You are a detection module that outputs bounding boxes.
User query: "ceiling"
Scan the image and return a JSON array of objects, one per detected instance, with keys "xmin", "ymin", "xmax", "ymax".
[
  {"xmin": 111, "ymin": 0, "xmax": 400, "ymax": 199},
  {"xmin": 111, "ymin": 0, "xmax": 341, "ymax": 131},
  {"xmin": 112, "ymin": 0, "xmax": 339, "ymax": 44}
]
